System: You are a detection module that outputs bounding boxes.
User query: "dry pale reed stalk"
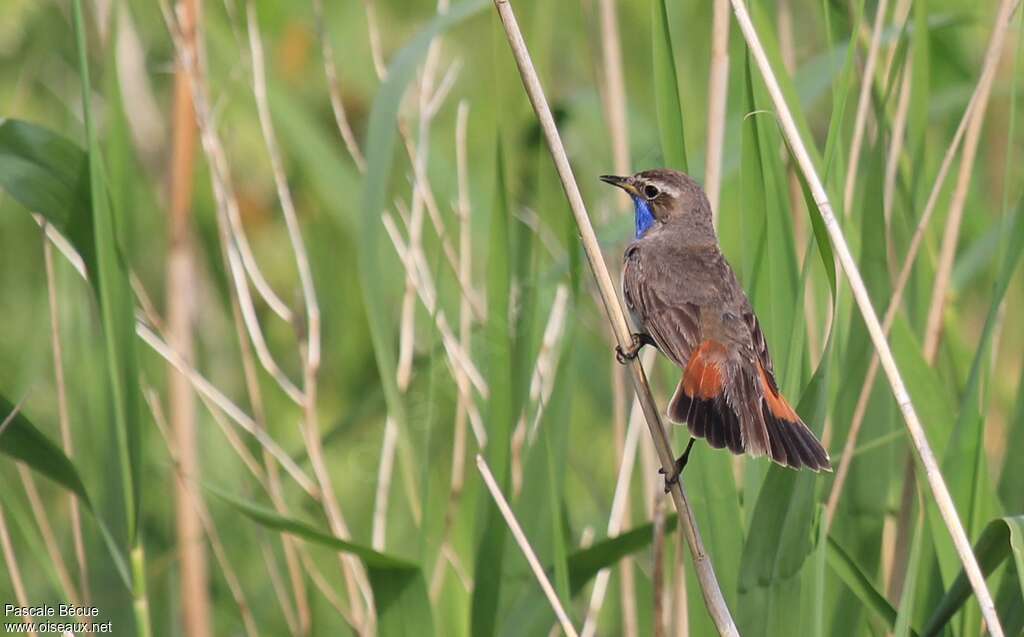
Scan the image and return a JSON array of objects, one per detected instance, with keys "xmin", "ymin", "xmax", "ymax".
[
  {"xmin": 525, "ymin": 284, "xmax": 570, "ymax": 443},
  {"xmin": 729, "ymin": 0, "xmax": 1003, "ymax": 632},
  {"xmin": 115, "ymin": 8, "xmax": 167, "ymax": 164},
  {"xmin": 612, "ymin": 408, "xmax": 639, "ymax": 637},
  {"xmin": 777, "ymin": 0, "xmax": 795, "ymax": 71},
  {"xmin": 226, "ymin": 272, "xmax": 309, "ymax": 635},
  {"xmin": 824, "ymin": 0, "xmax": 1019, "ymax": 529},
  {"xmin": 133, "ymin": 280, "xmax": 254, "ymax": 488},
  {"xmin": 38, "ymin": 80, "xmax": 322, "ymax": 628},
  {"xmin": 218, "ymin": 207, "xmax": 304, "ymax": 404},
  {"xmin": 774, "ymin": 1, "xmax": 823, "ymax": 368},
  {"xmin": 297, "ymin": 403, "xmax": 374, "ymax": 636},
  {"xmin": 610, "ymin": 393, "xmax": 639, "ymax": 637},
  {"xmin": 706, "ymin": 0, "xmax": 731, "ymax": 219},
  {"xmin": 887, "ymin": 460, "xmax": 919, "ymax": 601},
  {"xmin": 16, "ymin": 464, "xmax": 79, "ymax": 603},
  {"xmin": 44, "ymin": 208, "xmax": 321, "ymax": 630},
  {"xmin": 371, "ymin": 416, "xmax": 399, "ymax": 550},
  {"xmin": 310, "ymin": 0, "xmax": 366, "ymax": 171},
  {"xmin": 296, "ymin": 552, "xmax": 343, "ymax": 616},
  {"xmin": 246, "ymin": 4, "xmax": 321, "ymax": 378},
  {"xmin": 423, "ymin": 60, "xmax": 462, "ymax": 118},
  {"xmin": 515, "ymin": 208, "xmax": 567, "ymax": 263},
  {"xmin": 385, "ymin": 205, "xmax": 477, "ymax": 525},
  {"xmin": 299, "ymin": 550, "xmax": 357, "ymax": 626},
  {"xmin": 0, "ymin": 506, "xmax": 34, "ymax": 636},
  {"xmin": 431, "ymin": 100, "xmax": 480, "ymax": 599},
  {"xmin": 34, "ymin": 216, "xmax": 87, "ymax": 278},
  {"xmin": 212, "ymin": 163, "xmax": 291, "ymax": 321},
  {"xmin": 142, "ymin": 261, "xmax": 374, "ymax": 627},
  {"xmin": 145, "ymin": 388, "xmax": 258, "ymax": 637},
  {"xmin": 161, "ymin": 2, "xmax": 305, "ymax": 405},
  {"xmin": 492, "ymin": 1, "xmax": 739, "ymax": 633},
  {"xmin": 176, "ymin": 17, "xmax": 292, "ymax": 326},
  {"xmin": 398, "ymin": 121, "xmax": 485, "ymax": 320},
  {"xmin": 777, "ymin": 0, "xmax": 825, "ymax": 369},
  {"xmin": 42, "ymin": 229, "xmax": 89, "ymax": 604},
  {"xmin": 477, "ymin": 455, "xmax": 579, "ymax": 637},
  {"xmin": 361, "ymin": 0, "xmax": 388, "ymax": 80},
  {"xmin": 44, "ymin": 209, "xmax": 325, "ymax": 523},
  {"xmin": 443, "ymin": 544, "xmax": 473, "ymax": 590},
  {"xmin": 355, "ymin": 0, "xmax": 483, "ymax": 321},
  {"xmin": 381, "ymin": 213, "xmax": 489, "ymax": 402},
  {"xmin": 135, "ymin": 323, "xmax": 317, "ymax": 495},
  {"xmin": 167, "ymin": 1, "xmax": 209, "ymax": 633},
  {"xmin": 594, "ymin": 8, "xmax": 639, "ymax": 612},
  {"xmin": 245, "ymin": 8, "xmax": 374, "ymax": 631},
  {"xmin": 510, "ymin": 284, "xmax": 570, "ymax": 495},
  {"xmin": 0, "ymin": 396, "xmax": 26, "ymax": 438},
  {"xmin": 432, "ymin": 543, "xmax": 474, "ymax": 599},
  {"xmin": 598, "ymin": 0, "xmax": 630, "ymax": 210},
  {"xmin": 200, "ymin": 393, "xmax": 269, "ymax": 489},
  {"xmin": 259, "ymin": 542, "xmax": 299, "ymax": 636},
  {"xmin": 397, "ymin": 22, "xmax": 446, "ymax": 391},
  {"xmin": 890, "ymin": 0, "xmax": 1020, "ymax": 600},
  {"xmin": 195, "ymin": 374, "xmax": 339, "ymax": 634},
  {"xmin": 597, "ymin": 0, "xmax": 638, "ymax": 627},
  {"xmin": 579, "ymin": 352, "xmax": 652, "ymax": 637},
  {"xmin": 131, "ymin": 271, "xmax": 165, "ymax": 335},
  {"xmin": 883, "ymin": 61, "xmax": 913, "ymax": 234},
  {"xmin": 880, "ymin": 0, "xmax": 913, "ymax": 90},
  {"xmin": 453, "ymin": 98, "xmax": 477, "ymax": 452},
  {"xmin": 652, "ymin": 496, "xmax": 668, "ymax": 637},
  {"xmin": 924, "ymin": 0, "xmax": 1022, "ymax": 362},
  {"xmin": 843, "ymin": 0, "xmax": 891, "ymax": 216},
  {"xmin": 674, "ymin": 536, "xmax": 689, "ymax": 637}
]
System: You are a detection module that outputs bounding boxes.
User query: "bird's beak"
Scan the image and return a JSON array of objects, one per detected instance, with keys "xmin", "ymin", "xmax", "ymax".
[{"xmin": 599, "ymin": 174, "xmax": 639, "ymax": 197}]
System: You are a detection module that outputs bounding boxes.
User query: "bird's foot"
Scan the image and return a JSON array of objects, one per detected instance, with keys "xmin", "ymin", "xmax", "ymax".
[
  {"xmin": 615, "ymin": 333, "xmax": 646, "ymax": 365},
  {"xmin": 659, "ymin": 438, "xmax": 697, "ymax": 493}
]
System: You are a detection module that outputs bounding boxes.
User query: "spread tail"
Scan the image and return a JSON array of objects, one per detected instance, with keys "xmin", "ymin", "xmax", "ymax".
[{"xmin": 666, "ymin": 340, "xmax": 831, "ymax": 471}]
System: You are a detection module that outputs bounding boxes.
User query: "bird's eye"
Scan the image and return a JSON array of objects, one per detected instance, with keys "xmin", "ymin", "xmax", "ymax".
[{"xmin": 643, "ymin": 184, "xmax": 660, "ymax": 199}]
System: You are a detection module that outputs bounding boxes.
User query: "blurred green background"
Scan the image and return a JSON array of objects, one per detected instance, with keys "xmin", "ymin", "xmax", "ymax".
[{"xmin": 0, "ymin": 0, "xmax": 1023, "ymax": 635}]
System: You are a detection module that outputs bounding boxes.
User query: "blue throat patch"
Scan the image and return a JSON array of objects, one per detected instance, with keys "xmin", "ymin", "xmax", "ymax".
[{"xmin": 633, "ymin": 196, "xmax": 655, "ymax": 238}]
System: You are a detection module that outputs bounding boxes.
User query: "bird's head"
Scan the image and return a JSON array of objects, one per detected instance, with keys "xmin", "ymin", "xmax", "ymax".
[{"xmin": 600, "ymin": 169, "xmax": 713, "ymax": 240}]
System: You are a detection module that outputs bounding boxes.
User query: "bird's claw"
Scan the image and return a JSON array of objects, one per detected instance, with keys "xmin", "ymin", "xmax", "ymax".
[
  {"xmin": 615, "ymin": 333, "xmax": 644, "ymax": 365},
  {"xmin": 658, "ymin": 438, "xmax": 696, "ymax": 493},
  {"xmin": 659, "ymin": 467, "xmax": 680, "ymax": 493}
]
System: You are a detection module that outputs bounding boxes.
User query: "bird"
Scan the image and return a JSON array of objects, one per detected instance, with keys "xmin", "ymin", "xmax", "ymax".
[{"xmin": 600, "ymin": 169, "xmax": 831, "ymax": 488}]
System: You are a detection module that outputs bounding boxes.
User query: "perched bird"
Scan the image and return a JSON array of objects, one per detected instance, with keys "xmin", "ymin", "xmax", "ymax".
[{"xmin": 600, "ymin": 169, "xmax": 831, "ymax": 486}]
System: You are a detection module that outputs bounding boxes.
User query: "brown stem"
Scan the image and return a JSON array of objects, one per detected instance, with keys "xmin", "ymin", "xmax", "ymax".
[{"xmin": 168, "ymin": 1, "xmax": 209, "ymax": 633}]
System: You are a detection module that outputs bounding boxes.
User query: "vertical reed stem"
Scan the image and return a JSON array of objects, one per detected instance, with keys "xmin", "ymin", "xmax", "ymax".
[
  {"xmin": 492, "ymin": 2, "xmax": 739, "ymax": 633},
  {"xmin": 729, "ymin": 0, "xmax": 1004, "ymax": 633},
  {"xmin": 168, "ymin": 0, "xmax": 209, "ymax": 634}
]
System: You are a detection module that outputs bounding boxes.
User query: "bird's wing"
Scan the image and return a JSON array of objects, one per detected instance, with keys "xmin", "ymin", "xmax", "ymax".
[
  {"xmin": 622, "ymin": 243, "xmax": 701, "ymax": 369},
  {"xmin": 623, "ymin": 242, "xmax": 748, "ymax": 453}
]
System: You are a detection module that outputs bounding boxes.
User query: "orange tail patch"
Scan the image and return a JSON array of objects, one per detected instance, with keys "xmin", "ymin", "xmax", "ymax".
[
  {"xmin": 756, "ymin": 362, "xmax": 832, "ymax": 471},
  {"xmin": 757, "ymin": 362, "xmax": 799, "ymax": 421},
  {"xmin": 669, "ymin": 340, "xmax": 743, "ymax": 454},
  {"xmin": 681, "ymin": 340, "xmax": 727, "ymax": 399}
]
